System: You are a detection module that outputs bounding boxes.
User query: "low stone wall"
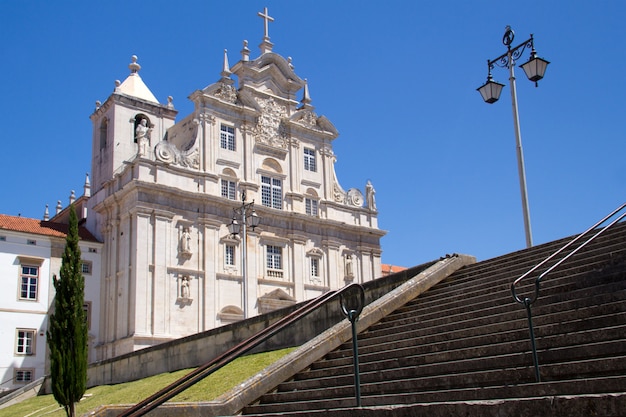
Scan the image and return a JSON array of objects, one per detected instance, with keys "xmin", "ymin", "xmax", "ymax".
[{"xmin": 43, "ymin": 259, "xmax": 440, "ymax": 394}]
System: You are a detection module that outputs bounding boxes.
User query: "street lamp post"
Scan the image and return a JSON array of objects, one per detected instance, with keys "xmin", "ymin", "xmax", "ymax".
[
  {"xmin": 228, "ymin": 191, "xmax": 260, "ymax": 319},
  {"xmin": 477, "ymin": 26, "xmax": 549, "ymax": 248}
]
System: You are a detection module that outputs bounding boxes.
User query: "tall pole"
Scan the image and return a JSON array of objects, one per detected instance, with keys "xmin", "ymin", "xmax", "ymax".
[
  {"xmin": 241, "ymin": 199, "xmax": 249, "ymax": 318},
  {"xmin": 508, "ymin": 50, "xmax": 533, "ymax": 248}
]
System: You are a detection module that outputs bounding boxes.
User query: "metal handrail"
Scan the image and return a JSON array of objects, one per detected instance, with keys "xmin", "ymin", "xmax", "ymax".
[
  {"xmin": 340, "ymin": 284, "xmax": 365, "ymax": 407},
  {"xmin": 511, "ymin": 202, "xmax": 626, "ymax": 382},
  {"xmin": 118, "ymin": 283, "xmax": 365, "ymax": 417}
]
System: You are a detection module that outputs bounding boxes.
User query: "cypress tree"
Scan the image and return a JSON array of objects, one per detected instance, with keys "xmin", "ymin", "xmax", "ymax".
[{"xmin": 46, "ymin": 206, "xmax": 88, "ymax": 417}]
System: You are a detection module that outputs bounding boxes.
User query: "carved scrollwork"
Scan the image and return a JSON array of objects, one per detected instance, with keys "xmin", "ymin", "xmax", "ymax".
[
  {"xmin": 155, "ymin": 140, "xmax": 200, "ymax": 169},
  {"xmin": 155, "ymin": 140, "xmax": 177, "ymax": 164},
  {"xmin": 255, "ymin": 97, "xmax": 288, "ymax": 150},
  {"xmin": 333, "ymin": 183, "xmax": 346, "ymax": 203},
  {"xmin": 299, "ymin": 110, "xmax": 318, "ymax": 128},
  {"xmin": 347, "ymin": 188, "xmax": 364, "ymax": 207},
  {"xmin": 213, "ymin": 82, "xmax": 237, "ymax": 103}
]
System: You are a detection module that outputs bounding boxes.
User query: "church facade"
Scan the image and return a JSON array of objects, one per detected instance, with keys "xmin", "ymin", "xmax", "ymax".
[{"xmin": 86, "ymin": 10, "xmax": 385, "ymax": 361}]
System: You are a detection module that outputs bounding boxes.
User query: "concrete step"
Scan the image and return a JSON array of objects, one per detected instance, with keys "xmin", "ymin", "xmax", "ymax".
[
  {"xmin": 244, "ymin": 374, "xmax": 626, "ymax": 414},
  {"xmin": 241, "ymin": 223, "xmax": 626, "ymax": 416}
]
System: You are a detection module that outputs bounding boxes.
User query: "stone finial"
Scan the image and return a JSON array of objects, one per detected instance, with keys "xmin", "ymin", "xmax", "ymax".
[
  {"xmin": 69, "ymin": 190, "xmax": 76, "ymax": 204},
  {"xmin": 167, "ymin": 96, "xmax": 174, "ymax": 109},
  {"xmin": 129, "ymin": 55, "xmax": 141, "ymax": 74},
  {"xmin": 114, "ymin": 80, "xmax": 121, "ymax": 92},
  {"xmin": 95, "ymin": 100, "xmax": 101, "ymax": 111},
  {"xmin": 241, "ymin": 40, "xmax": 250, "ymax": 62},
  {"xmin": 288, "ymin": 57, "xmax": 294, "ymax": 70},
  {"xmin": 43, "ymin": 204, "xmax": 49, "ymax": 221},
  {"xmin": 84, "ymin": 173, "xmax": 91, "ymax": 198},
  {"xmin": 301, "ymin": 79, "xmax": 312, "ymax": 106},
  {"xmin": 56, "ymin": 200, "xmax": 62, "ymax": 215},
  {"xmin": 221, "ymin": 49, "xmax": 231, "ymax": 78}
]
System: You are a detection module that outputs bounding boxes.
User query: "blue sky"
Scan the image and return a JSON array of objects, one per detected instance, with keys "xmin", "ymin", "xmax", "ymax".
[{"xmin": 0, "ymin": 1, "xmax": 624, "ymax": 267}]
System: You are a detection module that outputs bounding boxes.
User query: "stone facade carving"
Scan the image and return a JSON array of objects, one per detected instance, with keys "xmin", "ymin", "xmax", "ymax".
[
  {"xmin": 333, "ymin": 183, "xmax": 347, "ymax": 203},
  {"xmin": 347, "ymin": 188, "xmax": 364, "ymax": 207},
  {"xmin": 180, "ymin": 227, "xmax": 192, "ymax": 257},
  {"xmin": 345, "ymin": 253, "xmax": 354, "ymax": 279},
  {"xmin": 213, "ymin": 82, "xmax": 237, "ymax": 103},
  {"xmin": 298, "ymin": 110, "xmax": 318, "ymax": 128},
  {"xmin": 366, "ymin": 180, "xmax": 377, "ymax": 211},
  {"xmin": 254, "ymin": 97, "xmax": 288, "ymax": 150},
  {"xmin": 155, "ymin": 140, "xmax": 200, "ymax": 169},
  {"xmin": 136, "ymin": 118, "xmax": 152, "ymax": 156}
]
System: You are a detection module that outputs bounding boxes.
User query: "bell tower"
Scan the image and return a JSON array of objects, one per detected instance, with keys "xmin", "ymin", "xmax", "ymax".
[{"xmin": 89, "ymin": 55, "xmax": 177, "ymax": 194}]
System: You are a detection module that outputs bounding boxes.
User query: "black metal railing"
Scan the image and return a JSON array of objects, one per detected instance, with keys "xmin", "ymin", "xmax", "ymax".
[
  {"xmin": 118, "ymin": 283, "xmax": 366, "ymax": 417},
  {"xmin": 511, "ymin": 202, "xmax": 626, "ymax": 382},
  {"xmin": 340, "ymin": 284, "xmax": 365, "ymax": 407}
]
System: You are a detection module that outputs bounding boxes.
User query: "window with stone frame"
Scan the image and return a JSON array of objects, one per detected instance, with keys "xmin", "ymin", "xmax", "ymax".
[
  {"xmin": 220, "ymin": 124, "xmax": 236, "ymax": 151},
  {"xmin": 305, "ymin": 198, "xmax": 319, "ymax": 216},
  {"xmin": 15, "ymin": 329, "xmax": 35, "ymax": 355},
  {"xmin": 20, "ymin": 265, "xmax": 39, "ymax": 301},
  {"xmin": 225, "ymin": 244, "xmax": 235, "ymax": 266},
  {"xmin": 14, "ymin": 368, "xmax": 34, "ymax": 384},
  {"xmin": 311, "ymin": 257, "xmax": 320, "ymax": 278},
  {"xmin": 81, "ymin": 261, "xmax": 92, "ymax": 275},
  {"xmin": 261, "ymin": 176, "xmax": 282, "ymax": 209},
  {"xmin": 266, "ymin": 245, "xmax": 283, "ymax": 278},
  {"xmin": 304, "ymin": 148, "xmax": 317, "ymax": 172},
  {"xmin": 221, "ymin": 179, "xmax": 237, "ymax": 200}
]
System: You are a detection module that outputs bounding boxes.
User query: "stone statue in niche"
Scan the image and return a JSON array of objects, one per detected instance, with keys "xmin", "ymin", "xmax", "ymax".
[
  {"xmin": 345, "ymin": 254, "xmax": 354, "ymax": 278},
  {"xmin": 365, "ymin": 180, "xmax": 377, "ymax": 211},
  {"xmin": 180, "ymin": 276, "xmax": 190, "ymax": 299},
  {"xmin": 136, "ymin": 118, "xmax": 152, "ymax": 156},
  {"xmin": 180, "ymin": 227, "xmax": 192, "ymax": 257}
]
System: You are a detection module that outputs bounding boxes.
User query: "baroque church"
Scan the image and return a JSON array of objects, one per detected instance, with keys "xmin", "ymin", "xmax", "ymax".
[{"xmin": 86, "ymin": 9, "xmax": 385, "ymax": 361}]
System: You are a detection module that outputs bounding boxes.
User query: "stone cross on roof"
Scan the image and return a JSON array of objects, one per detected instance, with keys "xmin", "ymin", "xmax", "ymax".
[{"xmin": 258, "ymin": 7, "xmax": 274, "ymax": 40}]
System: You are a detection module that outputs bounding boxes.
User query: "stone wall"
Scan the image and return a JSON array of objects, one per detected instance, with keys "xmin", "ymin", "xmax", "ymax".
[{"xmin": 43, "ymin": 260, "xmax": 436, "ymax": 392}]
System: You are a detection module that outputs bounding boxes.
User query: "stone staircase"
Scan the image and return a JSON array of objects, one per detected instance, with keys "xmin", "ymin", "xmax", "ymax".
[{"xmin": 242, "ymin": 222, "xmax": 626, "ymax": 416}]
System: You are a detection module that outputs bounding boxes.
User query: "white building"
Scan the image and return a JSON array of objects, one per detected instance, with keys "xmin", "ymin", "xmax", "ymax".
[
  {"xmin": 86, "ymin": 9, "xmax": 385, "ymax": 361},
  {"xmin": 0, "ymin": 210, "xmax": 102, "ymax": 393}
]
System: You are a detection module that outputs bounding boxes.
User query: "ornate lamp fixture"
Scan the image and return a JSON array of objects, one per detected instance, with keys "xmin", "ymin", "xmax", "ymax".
[
  {"xmin": 228, "ymin": 191, "xmax": 261, "ymax": 318},
  {"xmin": 477, "ymin": 26, "xmax": 550, "ymax": 248}
]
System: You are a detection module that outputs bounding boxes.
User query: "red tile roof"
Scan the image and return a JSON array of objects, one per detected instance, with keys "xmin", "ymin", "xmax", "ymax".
[
  {"xmin": 0, "ymin": 214, "xmax": 100, "ymax": 242},
  {"xmin": 381, "ymin": 263, "xmax": 408, "ymax": 275}
]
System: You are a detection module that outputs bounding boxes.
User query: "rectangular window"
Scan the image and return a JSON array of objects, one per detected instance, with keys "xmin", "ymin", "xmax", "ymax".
[
  {"xmin": 266, "ymin": 245, "xmax": 283, "ymax": 277},
  {"xmin": 261, "ymin": 176, "xmax": 282, "ymax": 210},
  {"xmin": 221, "ymin": 179, "xmax": 236, "ymax": 200},
  {"xmin": 16, "ymin": 329, "xmax": 35, "ymax": 355},
  {"xmin": 27, "ymin": 239, "xmax": 36, "ymax": 245},
  {"xmin": 225, "ymin": 245, "xmax": 235, "ymax": 266},
  {"xmin": 88, "ymin": 247, "xmax": 97, "ymax": 253},
  {"xmin": 304, "ymin": 148, "xmax": 317, "ymax": 172},
  {"xmin": 20, "ymin": 266, "xmax": 39, "ymax": 300},
  {"xmin": 305, "ymin": 198, "xmax": 318, "ymax": 216},
  {"xmin": 14, "ymin": 368, "xmax": 34, "ymax": 384},
  {"xmin": 220, "ymin": 124, "xmax": 236, "ymax": 151},
  {"xmin": 311, "ymin": 258, "xmax": 320, "ymax": 277},
  {"xmin": 81, "ymin": 261, "xmax": 92, "ymax": 275}
]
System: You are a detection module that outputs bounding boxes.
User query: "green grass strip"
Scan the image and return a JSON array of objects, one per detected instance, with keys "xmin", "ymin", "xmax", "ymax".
[{"xmin": 0, "ymin": 347, "xmax": 294, "ymax": 417}]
